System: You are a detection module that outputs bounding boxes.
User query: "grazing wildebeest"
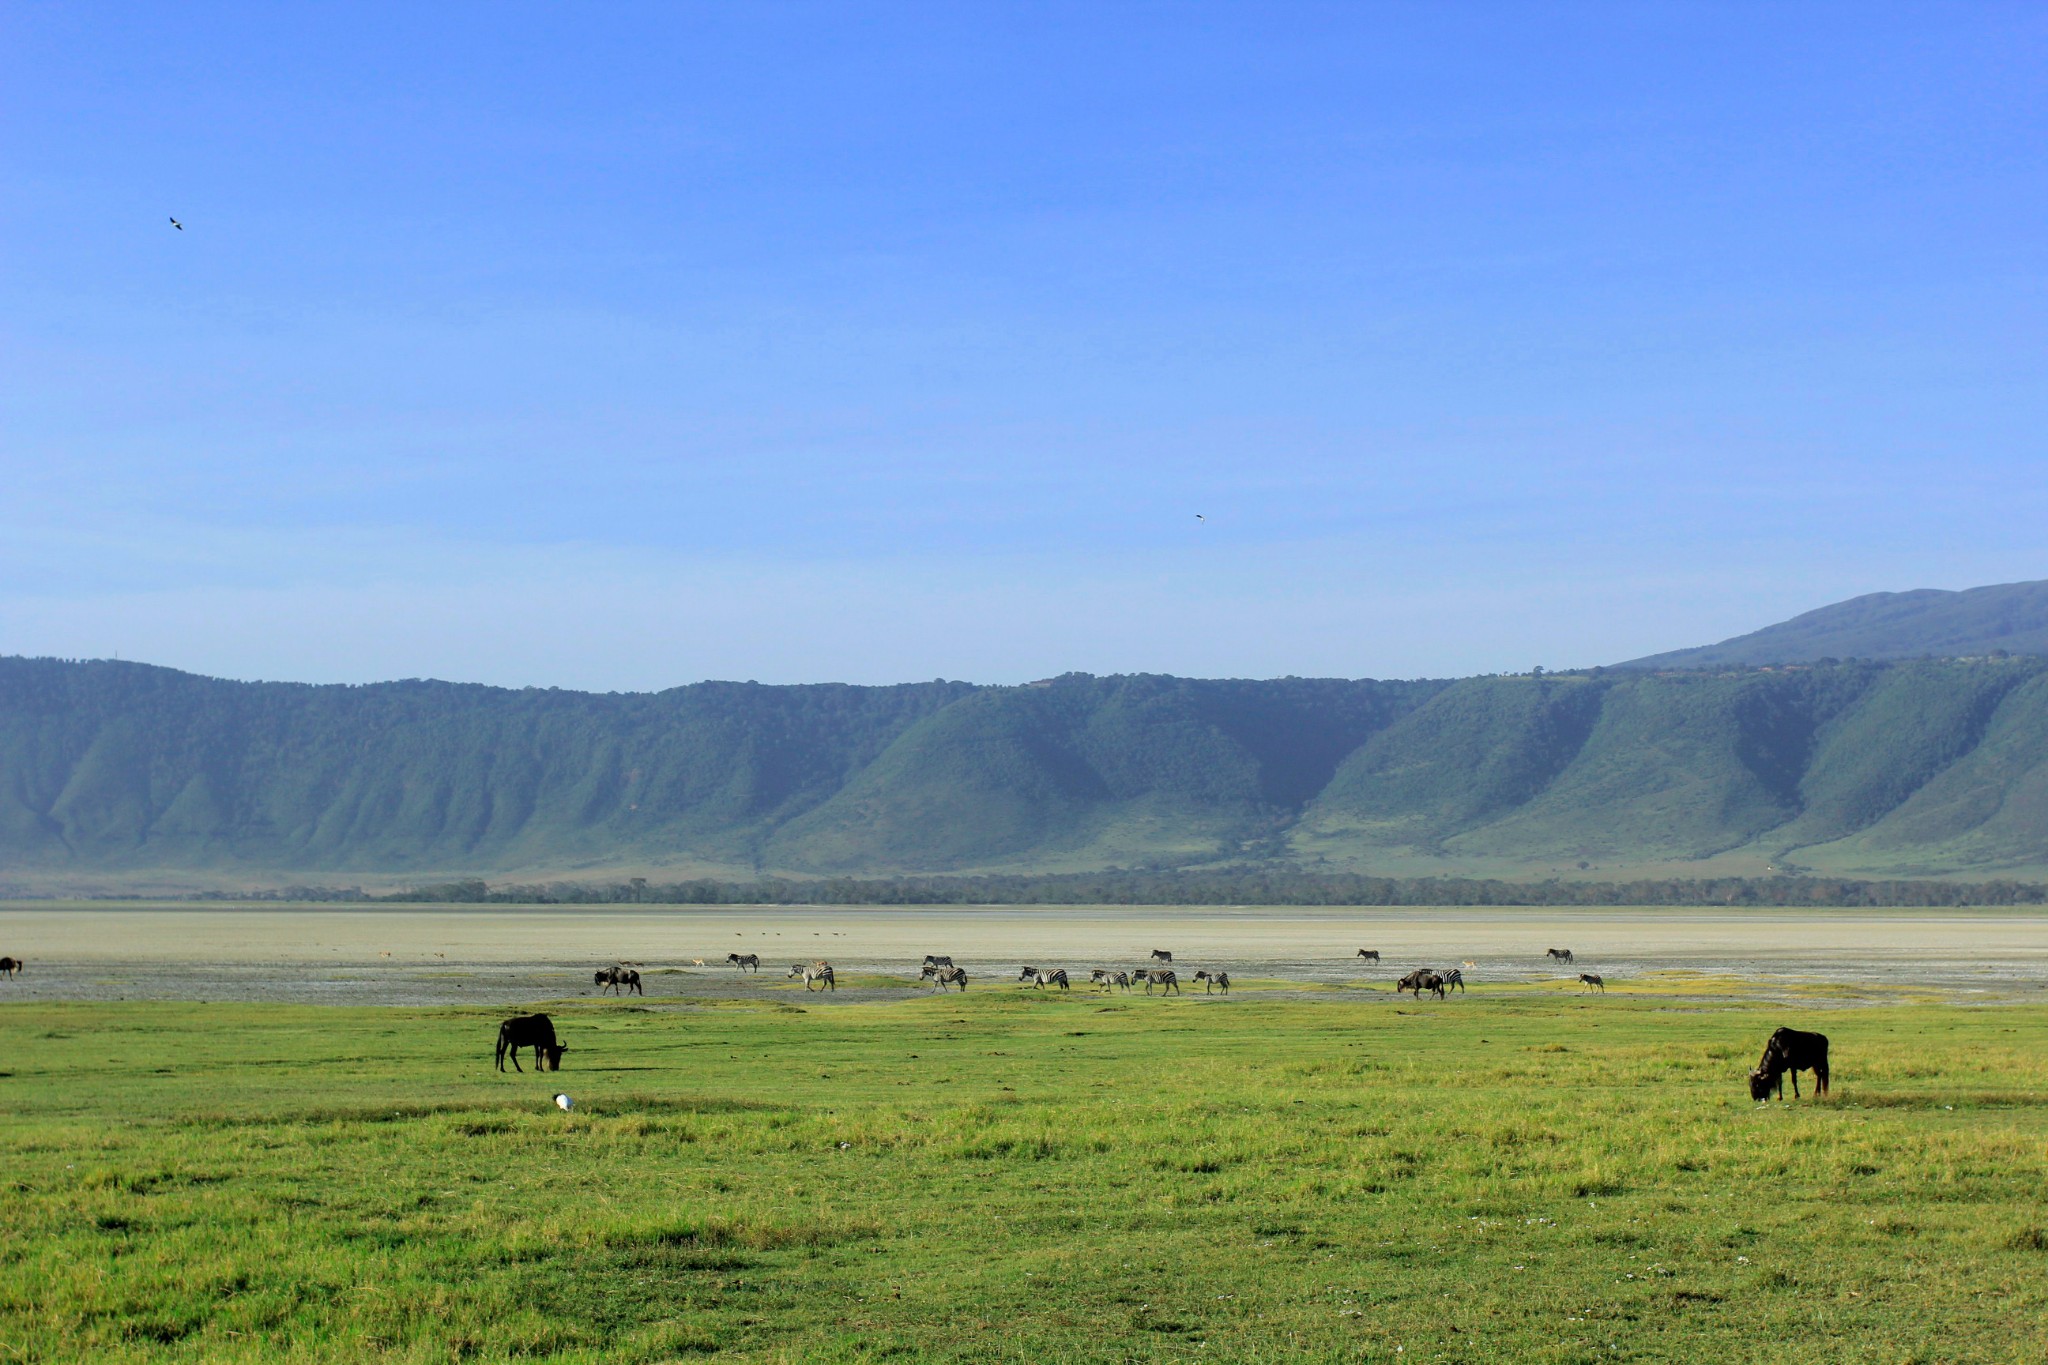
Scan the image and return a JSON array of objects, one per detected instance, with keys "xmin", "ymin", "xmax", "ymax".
[
  {"xmin": 595, "ymin": 965, "xmax": 643, "ymax": 996},
  {"xmin": 789, "ymin": 961, "xmax": 836, "ymax": 991},
  {"xmin": 1138, "ymin": 968, "xmax": 1180, "ymax": 995},
  {"xmin": 1546, "ymin": 948, "xmax": 1575, "ymax": 964},
  {"xmin": 0, "ymin": 956, "xmax": 20, "ymax": 979},
  {"xmin": 1149, "ymin": 949, "xmax": 1173, "ymax": 964},
  {"xmin": 1396, "ymin": 969, "xmax": 1445, "ymax": 1000},
  {"xmin": 920, "ymin": 963, "xmax": 968, "ymax": 991},
  {"xmin": 1192, "ymin": 969, "xmax": 1230, "ymax": 994},
  {"xmin": 1356, "ymin": 949, "xmax": 1379, "ymax": 963},
  {"xmin": 495, "ymin": 1014, "xmax": 567, "ymax": 1073},
  {"xmin": 1440, "ymin": 968, "xmax": 1465, "ymax": 994},
  {"xmin": 922, "ymin": 954, "xmax": 955, "ymax": 969},
  {"xmin": 1577, "ymin": 973, "xmax": 1605, "ymax": 993},
  {"xmin": 1018, "ymin": 966, "xmax": 1070, "ymax": 990},
  {"xmin": 1089, "ymin": 968, "xmax": 1132, "ymax": 993},
  {"xmin": 727, "ymin": 953, "xmax": 760, "ymax": 973},
  {"xmin": 1749, "ymin": 1027, "xmax": 1830, "ymax": 1101}
]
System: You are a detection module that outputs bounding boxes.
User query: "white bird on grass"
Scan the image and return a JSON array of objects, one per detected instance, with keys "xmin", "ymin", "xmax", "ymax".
[{"xmin": 554, "ymin": 1093, "xmax": 573, "ymax": 1111}]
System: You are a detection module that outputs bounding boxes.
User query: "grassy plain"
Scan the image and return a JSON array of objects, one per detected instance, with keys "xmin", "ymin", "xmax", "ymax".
[{"xmin": 3, "ymin": 982, "xmax": 2046, "ymax": 1363}]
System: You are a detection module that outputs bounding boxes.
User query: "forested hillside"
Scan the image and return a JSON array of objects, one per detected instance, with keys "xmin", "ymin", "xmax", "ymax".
[
  {"xmin": 6, "ymin": 655, "xmax": 2048, "ymax": 885},
  {"xmin": 1620, "ymin": 578, "xmax": 2048, "ymax": 668}
]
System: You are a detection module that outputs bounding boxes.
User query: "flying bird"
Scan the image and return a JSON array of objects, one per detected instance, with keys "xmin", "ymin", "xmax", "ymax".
[
  {"xmin": 1194, "ymin": 514, "xmax": 1207, "ymax": 523},
  {"xmin": 168, "ymin": 217, "xmax": 183, "ymax": 230},
  {"xmin": 554, "ymin": 1093, "xmax": 573, "ymax": 1111}
]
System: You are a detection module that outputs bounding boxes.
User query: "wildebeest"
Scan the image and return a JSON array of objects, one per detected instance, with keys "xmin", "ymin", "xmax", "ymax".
[
  {"xmin": 1440, "ymin": 968, "xmax": 1465, "ymax": 994},
  {"xmin": 1749, "ymin": 1027, "xmax": 1830, "ymax": 1101},
  {"xmin": 789, "ymin": 961, "xmax": 836, "ymax": 991},
  {"xmin": 1149, "ymin": 949, "xmax": 1173, "ymax": 964},
  {"xmin": 1546, "ymin": 948, "xmax": 1575, "ymax": 964},
  {"xmin": 595, "ymin": 965, "xmax": 642, "ymax": 996},
  {"xmin": 1089, "ymin": 968, "xmax": 1132, "ymax": 993},
  {"xmin": 1577, "ymin": 973, "xmax": 1605, "ymax": 993},
  {"xmin": 1192, "ymin": 969, "xmax": 1230, "ymax": 994},
  {"xmin": 1356, "ymin": 949, "xmax": 1379, "ymax": 963},
  {"xmin": 0, "ymin": 956, "xmax": 20, "ymax": 979},
  {"xmin": 922, "ymin": 954, "xmax": 955, "ymax": 969},
  {"xmin": 727, "ymin": 953, "xmax": 760, "ymax": 972},
  {"xmin": 1138, "ymin": 967, "xmax": 1180, "ymax": 995},
  {"xmin": 1018, "ymin": 966, "xmax": 1070, "ymax": 990},
  {"xmin": 920, "ymin": 963, "xmax": 968, "ymax": 991},
  {"xmin": 495, "ymin": 1014, "xmax": 567, "ymax": 1072},
  {"xmin": 1397, "ymin": 969, "xmax": 1445, "ymax": 1000}
]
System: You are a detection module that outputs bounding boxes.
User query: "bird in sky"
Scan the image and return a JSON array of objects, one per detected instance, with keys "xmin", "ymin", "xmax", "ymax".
[
  {"xmin": 1194, "ymin": 513, "xmax": 1207, "ymax": 523},
  {"xmin": 168, "ymin": 217, "xmax": 183, "ymax": 230}
]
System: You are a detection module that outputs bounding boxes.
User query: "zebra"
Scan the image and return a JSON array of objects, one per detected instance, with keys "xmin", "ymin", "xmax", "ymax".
[
  {"xmin": 727, "ymin": 953, "xmax": 761, "ymax": 972},
  {"xmin": 789, "ymin": 961, "xmax": 836, "ymax": 991},
  {"xmin": 922, "ymin": 954, "xmax": 955, "ymax": 969},
  {"xmin": 1089, "ymin": 968, "xmax": 1132, "ymax": 993},
  {"xmin": 920, "ymin": 963, "xmax": 968, "ymax": 992},
  {"xmin": 1440, "ymin": 968, "xmax": 1465, "ymax": 994},
  {"xmin": 1546, "ymin": 948, "xmax": 1574, "ymax": 965},
  {"xmin": 1149, "ymin": 949, "xmax": 1173, "ymax": 964},
  {"xmin": 1192, "ymin": 969, "xmax": 1230, "ymax": 994},
  {"xmin": 1577, "ymin": 973, "xmax": 1605, "ymax": 993},
  {"xmin": 1018, "ymin": 966, "xmax": 1070, "ymax": 990},
  {"xmin": 1138, "ymin": 968, "xmax": 1180, "ymax": 995},
  {"xmin": 1356, "ymin": 949, "xmax": 1379, "ymax": 963}
]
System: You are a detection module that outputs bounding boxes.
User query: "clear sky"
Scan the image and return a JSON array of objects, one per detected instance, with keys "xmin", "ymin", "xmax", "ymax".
[{"xmin": 4, "ymin": 3, "xmax": 2044, "ymax": 689}]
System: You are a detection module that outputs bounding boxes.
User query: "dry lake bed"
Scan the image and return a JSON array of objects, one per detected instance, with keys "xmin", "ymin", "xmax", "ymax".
[{"xmin": 0, "ymin": 903, "xmax": 2042, "ymax": 1007}]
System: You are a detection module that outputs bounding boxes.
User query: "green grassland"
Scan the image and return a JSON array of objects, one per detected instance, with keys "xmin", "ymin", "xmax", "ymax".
[{"xmin": 3, "ymin": 986, "xmax": 2047, "ymax": 1363}]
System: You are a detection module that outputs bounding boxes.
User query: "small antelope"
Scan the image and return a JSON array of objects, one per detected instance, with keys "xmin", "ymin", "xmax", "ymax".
[
  {"xmin": 1138, "ymin": 968, "xmax": 1179, "ymax": 995},
  {"xmin": 920, "ymin": 963, "xmax": 967, "ymax": 991},
  {"xmin": 1577, "ymin": 973, "xmax": 1605, "ymax": 993},
  {"xmin": 1192, "ymin": 969, "xmax": 1230, "ymax": 994},
  {"xmin": 1018, "ymin": 966, "xmax": 1069, "ymax": 990},
  {"xmin": 1089, "ymin": 968, "xmax": 1132, "ymax": 993},
  {"xmin": 727, "ymin": 953, "xmax": 760, "ymax": 972},
  {"xmin": 789, "ymin": 961, "xmax": 836, "ymax": 991}
]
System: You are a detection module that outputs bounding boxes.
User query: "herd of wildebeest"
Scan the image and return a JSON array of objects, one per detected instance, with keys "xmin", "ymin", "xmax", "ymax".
[{"xmin": 475, "ymin": 944, "xmax": 1832, "ymax": 1103}]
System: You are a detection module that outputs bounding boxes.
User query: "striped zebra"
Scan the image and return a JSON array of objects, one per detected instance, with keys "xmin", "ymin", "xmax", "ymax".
[
  {"xmin": 727, "ymin": 953, "xmax": 760, "ymax": 972},
  {"xmin": 920, "ymin": 963, "xmax": 968, "ymax": 991},
  {"xmin": 1149, "ymin": 949, "xmax": 1173, "ymax": 964},
  {"xmin": 1356, "ymin": 949, "xmax": 1379, "ymax": 963},
  {"xmin": 788, "ymin": 961, "xmax": 836, "ymax": 991},
  {"xmin": 1192, "ymin": 969, "xmax": 1230, "ymax": 994},
  {"xmin": 1018, "ymin": 966, "xmax": 1070, "ymax": 990},
  {"xmin": 1138, "ymin": 968, "xmax": 1179, "ymax": 995},
  {"xmin": 1089, "ymin": 968, "xmax": 1132, "ymax": 993},
  {"xmin": 922, "ymin": 954, "xmax": 955, "ymax": 969},
  {"xmin": 1440, "ymin": 968, "xmax": 1465, "ymax": 994}
]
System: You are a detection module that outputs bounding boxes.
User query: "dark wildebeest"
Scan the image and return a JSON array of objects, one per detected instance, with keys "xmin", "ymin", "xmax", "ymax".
[
  {"xmin": 920, "ymin": 963, "xmax": 968, "ymax": 991},
  {"xmin": 1546, "ymin": 948, "xmax": 1574, "ymax": 965},
  {"xmin": 1749, "ymin": 1027, "xmax": 1830, "ymax": 1101},
  {"xmin": 595, "ymin": 966, "xmax": 643, "ymax": 996},
  {"xmin": 1356, "ymin": 949, "xmax": 1379, "ymax": 963},
  {"xmin": 1192, "ymin": 969, "xmax": 1230, "ymax": 994},
  {"xmin": 789, "ymin": 961, "xmax": 835, "ymax": 991},
  {"xmin": 1089, "ymin": 968, "xmax": 1132, "ymax": 993},
  {"xmin": 922, "ymin": 954, "xmax": 955, "ymax": 969},
  {"xmin": 1577, "ymin": 973, "xmax": 1605, "ymax": 993},
  {"xmin": 495, "ymin": 1014, "xmax": 567, "ymax": 1073},
  {"xmin": 1397, "ymin": 969, "xmax": 1445, "ymax": 1000},
  {"xmin": 1018, "ymin": 966, "xmax": 1070, "ymax": 990},
  {"xmin": 1138, "ymin": 968, "xmax": 1180, "ymax": 995},
  {"xmin": 1149, "ymin": 949, "xmax": 1173, "ymax": 964},
  {"xmin": 727, "ymin": 953, "xmax": 760, "ymax": 973},
  {"xmin": 0, "ymin": 956, "xmax": 20, "ymax": 979},
  {"xmin": 1440, "ymin": 968, "xmax": 1465, "ymax": 994}
]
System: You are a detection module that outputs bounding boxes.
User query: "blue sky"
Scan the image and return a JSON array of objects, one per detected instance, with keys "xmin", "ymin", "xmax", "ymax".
[{"xmin": 5, "ymin": 3, "xmax": 2045, "ymax": 688}]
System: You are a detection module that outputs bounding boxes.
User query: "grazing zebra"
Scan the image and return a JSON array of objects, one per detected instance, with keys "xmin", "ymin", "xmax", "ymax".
[
  {"xmin": 1546, "ymin": 948, "xmax": 1574, "ymax": 964},
  {"xmin": 0, "ymin": 956, "xmax": 20, "ymax": 979},
  {"xmin": 1577, "ymin": 973, "xmax": 1605, "ymax": 993},
  {"xmin": 1138, "ymin": 968, "xmax": 1180, "ymax": 995},
  {"xmin": 1089, "ymin": 968, "xmax": 1132, "ymax": 992},
  {"xmin": 1018, "ymin": 966, "xmax": 1070, "ymax": 990},
  {"xmin": 727, "ymin": 953, "xmax": 761, "ymax": 972},
  {"xmin": 1192, "ymin": 969, "xmax": 1230, "ymax": 994},
  {"xmin": 1440, "ymin": 968, "xmax": 1465, "ymax": 994},
  {"xmin": 789, "ymin": 961, "xmax": 836, "ymax": 991},
  {"xmin": 1356, "ymin": 949, "xmax": 1379, "ymax": 963},
  {"xmin": 595, "ymin": 966, "xmax": 643, "ymax": 996},
  {"xmin": 1397, "ymin": 969, "xmax": 1445, "ymax": 1000},
  {"xmin": 920, "ymin": 963, "xmax": 968, "ymax": 991},
  {"xmin": 1149, "ymin": 949, "xmax": 1173, "ymax": 964},
  {"xmin": 922, "ymin": 954, "xmax": 955, "ymax": 969}
]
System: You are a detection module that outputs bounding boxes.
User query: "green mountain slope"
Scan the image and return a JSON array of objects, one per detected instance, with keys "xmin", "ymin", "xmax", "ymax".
[
  {"xmin": 1621, "ymin": 578, "xmax": 2048, "ymax": 669},
  {"xmin": 7, "ymin": 655, "xmax": 2048, "ymax": 884}
]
